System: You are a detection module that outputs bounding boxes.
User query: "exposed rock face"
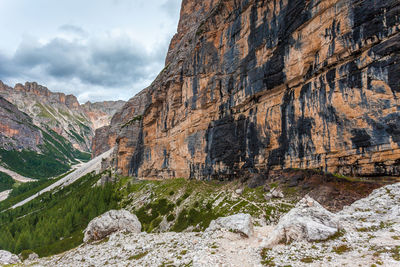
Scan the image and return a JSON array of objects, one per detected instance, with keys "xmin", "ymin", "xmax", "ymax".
[
  {"xmin": 99, "ymin": 0, "xmax": 400, "ymax": 179},
  {"xmin": 91, "ymin": 89, "xmax": 150, "ymax": 176},
  {"xmin": 83, "ymin": 209, "xmax": 142, "ymax": 243},
  {"xmin": 0, "ymin": 81, "xmax": 125, "ymax": 152},
  {"xmin": 0, "ymin": 250, "xmax": 21, "ymax": 265},
  {"xmin": 206, "ymin": 213, "xmax": 254, "ymax": 237},
  {"xmin": 263, "ymin": 196, "xmax": 341, "ymax": 247},
  {"xmin": 0, "ymin": 96, "xmax": 43, "ymax": 151},
  {"xmin": 82, "ymin": 100, "xmax": 126, "ymax": 130}
]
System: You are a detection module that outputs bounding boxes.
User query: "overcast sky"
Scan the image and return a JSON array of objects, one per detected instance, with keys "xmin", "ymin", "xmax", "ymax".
[{"xmin": 0, "ymin": 0, "xmax": 181, "ymax": 103}]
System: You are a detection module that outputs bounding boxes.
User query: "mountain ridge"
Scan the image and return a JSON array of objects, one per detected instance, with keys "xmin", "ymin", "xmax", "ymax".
[
  {"xmin": 0, "ymin": 80, "xmax": 125, "ymax": 152},
  {"xmin": 0, "ymin": 81, "xmax": 124, "ymax": 179}
]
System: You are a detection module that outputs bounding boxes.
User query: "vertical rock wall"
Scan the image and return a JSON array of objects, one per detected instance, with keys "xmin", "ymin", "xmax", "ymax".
[{"xmin": 105, "ymin": 0, "xmax": 400, "ymax": 179}]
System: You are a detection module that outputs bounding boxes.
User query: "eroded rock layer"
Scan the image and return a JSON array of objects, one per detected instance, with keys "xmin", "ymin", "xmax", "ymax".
[
  {"xmin": 0, "ymin": 96, "xmax": 43, "ymax": 151},
  {"xmin": 103, "ymin": 0, "xmax": 400, "ymax": 179}
]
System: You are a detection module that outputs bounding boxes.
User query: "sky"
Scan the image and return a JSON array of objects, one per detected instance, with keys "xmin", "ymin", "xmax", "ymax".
[{"xmin": 0, "ymin": 0, "xmax": 181, "ymax": 103}]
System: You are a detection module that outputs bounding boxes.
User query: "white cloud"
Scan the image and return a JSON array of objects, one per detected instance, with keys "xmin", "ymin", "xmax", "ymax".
[{"xmin": 0, "ymin": 0, "xmax": 182, "ymax": 102}]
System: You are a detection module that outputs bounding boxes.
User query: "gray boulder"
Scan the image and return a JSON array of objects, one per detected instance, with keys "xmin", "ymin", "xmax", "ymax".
[
  {"xmin": 206, "ymin": 213, "xmax": 254, "ymax": 237},
  {"xmin": 0, "ymin": 250, "xmax": 21, "ymax": 265},
  {"xmin": 27, "ymin": 252, "xmax": 39, "ymax": 261},
  {"xmin": 83, "ymin": 209, "xmax": 141, "ymax": 243},
  {"xmin": 263, "ymin": 196, "xmax": 340, "ymax": 247}
]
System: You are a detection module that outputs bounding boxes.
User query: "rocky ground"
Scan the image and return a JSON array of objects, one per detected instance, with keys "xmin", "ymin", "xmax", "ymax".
[
  {"xmin": 261, "ymin": 182, "xmax": 400, "ymax": 267},
  {"xmin": 21, "ymin": 182, "xmax": 400, "ymax": 267},
  {"xmin": 26, "ymin": 226, "xmax": 269, "ymax": 267}
]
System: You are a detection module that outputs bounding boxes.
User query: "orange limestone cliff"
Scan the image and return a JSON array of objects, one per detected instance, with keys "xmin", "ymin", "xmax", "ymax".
[{"xmin": 95, "ymin": 0, "xmax": 400, "ymax": 179}]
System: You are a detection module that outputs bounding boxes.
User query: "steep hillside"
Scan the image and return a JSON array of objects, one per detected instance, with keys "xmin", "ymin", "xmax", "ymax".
[
  {"xmin": 6, "ymin": 170, "xmax": 399, "ymax": 266},
  {"xmin": 0, "ymin": 96, "xmax": 43, "ymax": 152},
  {"xmin": 95, "ymin": 0, "xmax": 400, "ymax": 179},
  {"xmin": 0, "ymin": 96, "xmax": 87, "ymax": 178},
  {"xmin": 0, "ymin": 81, "xmax": 124, "ymax": 152}
]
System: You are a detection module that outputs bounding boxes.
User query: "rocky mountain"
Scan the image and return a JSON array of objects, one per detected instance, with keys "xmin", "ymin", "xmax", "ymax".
[
  {"xmin": 94, "ymin": 0, "xmax": 400, "ymax": 179},
  {"xmin": 81, "ymin": 100, "xmax": 126, "ymax": 130},
  {"xmin": 0, "ymin": 96, "xmax": 43, "ymax": 152},
  {"xmin": 0, "ymin": 81, "xmax": 125, "ymax": 152},
  {"xmin": 0, "ymin": 96, "xmax": 84, "ymax": 178},
  {"xmin": 0, "ymin": 81, "xmax": 124, "ymax": 179}
]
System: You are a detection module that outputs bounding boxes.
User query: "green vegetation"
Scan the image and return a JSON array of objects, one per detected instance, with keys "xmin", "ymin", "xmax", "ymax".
[
  {"xmin": 300, "ymin": 257, "xmax": 316, "ymax": 263},
  {"xmin": 121, "ymin": 115, "xmax": 143, "ymax": 128},
  {"xmin": 332, "ymin": 244, "xmax": 351, "ymax": 254},
  {"xmin": 260, "ymin": 248, "xmax": 275, "ymax": 266},
  {"xmin": 0, "ymin": 171, "xmax": 14, "ymax": 192},
  {"xmin": 34, "ymin": 103, "xmax": 56, "ymax": 121},
  {"xmin": 0, "ymin": 149, "xmax": 70, "ymax": 179},
  {"xmin": 0, "ymin": 170, "xmax": 73, "ymax": 212},
  {"xmin": 19, "ymin": 249, "xmax": 35, "ymax": 260},
  {"xmin": 369, "ymin": 245, "xmax": 400, "ymax": 261},
  {"xmin": 118, "ymin": 177, "xmax": 293, "ymax": 233},
  {"xmin": 0, "ymin": 123, "xmax": 91, "ymax": 179},
  {"xmin": 171, "ymin": 206, "xmax": 219, "ymax": 232},
  {"xmin": 134, "ymin": 198, "xmax": 175, "ymax": 232},
  {"xmin": 0, "ymin": 171, "xmax": 119, "ymax": 257},
  {"xmin": 69, "ymin": 129, "xmax": 85, "ymax": 143},
  {"xmin": 41, "ymin": 127, "xmax": 90, "ymax": 163},
  {"xmin": 128, "ymin": 251, "xmax": 149, "ymax": 260},
  {"xmin": 0, "ymin": 171, "xmax": 296, "ymax": 259}
]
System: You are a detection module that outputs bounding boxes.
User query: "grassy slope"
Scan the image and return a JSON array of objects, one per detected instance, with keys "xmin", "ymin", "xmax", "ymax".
[
  {"xmin": 118, "ymin": 177, "xmax": 295, "ymax": 233},
  {"xmin": 0, "ymin": 170, "xmax": 74, "ymax": 212},
  {"xmin": 0, "ymin": 173, "xmax": 296, "ymax": 259},
  {"xmin": 0, "ymin": 127, "xmax": 91, "ymax": 179},
  {"xmin": 0, "ymin": 171, "xmax": 14, "ymax": 192},
  {"xmin": 0, "ymin": 171, "xmax": 119, "ymax": 257}
]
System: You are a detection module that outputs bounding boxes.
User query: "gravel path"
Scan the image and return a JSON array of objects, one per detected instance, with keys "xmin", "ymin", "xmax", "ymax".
[
  {"xmin": 0, "ymin": 166, "xmax": 35, "ymax": 183},
  {"xmin": 29, "ymin": 226, "xmax": 272, "ymax": 267},
  {"xmin": 0, "ymin": 190, "xmax": 11, "ymax": 202},
  {"xmin": 10, "ymin": 148, "xmax": 114, "ymax": 210}
]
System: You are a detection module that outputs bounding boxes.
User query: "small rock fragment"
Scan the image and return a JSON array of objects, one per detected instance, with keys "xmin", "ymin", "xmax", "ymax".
[
  {"xmin": 235, "ymin": 188, "xmax": 243, "ymax": 195},
  {"xmin": 270, "ymin": 188, "xmax": 284, "ymax": 198}
]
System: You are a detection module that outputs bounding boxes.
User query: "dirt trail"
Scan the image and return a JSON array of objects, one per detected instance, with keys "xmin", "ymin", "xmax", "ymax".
[
  {"xmin": 0, "ymin": 166, "xmax": 35, "ymax": 183},
  {"xmin": 0, "ymin": 190, "xmax": 11, "ymax": 202}
]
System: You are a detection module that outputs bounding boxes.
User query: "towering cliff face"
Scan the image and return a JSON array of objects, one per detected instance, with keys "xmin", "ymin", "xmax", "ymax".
[
  {"xmin": 0, "ymin": 81, "xmax": 125, "ymax": 152},
  {"xmin": 92, "ymin": 89, "xmax": 150, "ymax": 175},
  {"xmin": 102, "ymin": 0, "xmax": 400, "ymax": 179}
]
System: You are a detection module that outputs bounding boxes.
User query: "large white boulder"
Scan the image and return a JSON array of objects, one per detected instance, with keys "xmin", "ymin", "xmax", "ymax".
[
  {"xmin": 0, "ymin": 250, "xmax": 21, "ymax": 265},
  {"xmin": 83, "ymin": 209, "xmax": 142, "ymax": 243},
  {"xmin": 206, "ymin": 213, "xmax": 254, "ymax": 237},
  {"xmin": 263, "ymin": 196, "xmax": 341, "ymax": 247}
]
